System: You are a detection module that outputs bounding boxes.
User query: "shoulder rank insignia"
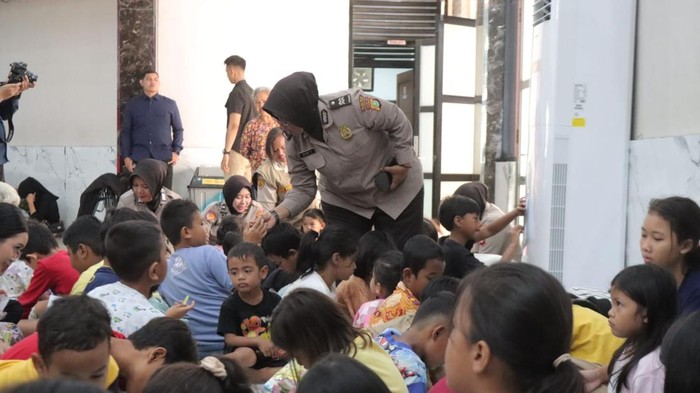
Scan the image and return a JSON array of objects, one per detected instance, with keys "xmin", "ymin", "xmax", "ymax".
[
  {"xmin": 328, "ymin": 94, "xmax": 352, "ymax": 109},
  {"xmin": 359, "ymin": 95, "xmax": 382, "ymax": 112},
  {"xmin": 339, "ymin": 125, "xmax": 353, "ymax": 140},
  {"xmin": 321, "ymin": 109, "xmax": 329, "ymax": 125}
]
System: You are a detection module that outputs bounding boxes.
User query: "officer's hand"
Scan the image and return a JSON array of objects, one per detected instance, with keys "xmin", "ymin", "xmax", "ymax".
[
  {"xmin": 244, "ymin": 218, "xmax": 268, "ymax": 244},
  {"xmin": 383, "ymin": 164, "xmax": 410, "ymax": 191},
  {"xmin": 220, "ymin": 154, "xmax": 230, "ymax": 173}
]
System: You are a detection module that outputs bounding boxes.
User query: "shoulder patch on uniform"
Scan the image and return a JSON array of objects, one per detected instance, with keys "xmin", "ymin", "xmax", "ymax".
[
  {"xmin": 328, "ymin": 94, "xmax": 352, "ymax": 109},
  {"xmin": 257, "ymin": 177, "xmax": 266, "ymax": 189},
  {"xmin": 321, "ymin": 109, "xmax": 329, "ymax": 125},
  {"xmin": 359, "ymin": 95, "xmax": 382, "ymax": 112}
]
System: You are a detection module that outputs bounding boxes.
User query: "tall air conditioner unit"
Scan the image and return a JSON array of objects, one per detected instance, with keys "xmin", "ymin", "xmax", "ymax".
[{"xmin": 525, "ymin": 0, "xmax": 636, "ymax": 289}]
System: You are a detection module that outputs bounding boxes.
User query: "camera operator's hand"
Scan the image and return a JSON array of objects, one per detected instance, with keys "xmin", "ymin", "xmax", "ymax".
[
  {"xmin": 0, "ymin": 75, "xmax": 34, "ymax": 101},
  {"xmin": 124, "ymin": 157, "xmax": 135, "ymax": 172}
]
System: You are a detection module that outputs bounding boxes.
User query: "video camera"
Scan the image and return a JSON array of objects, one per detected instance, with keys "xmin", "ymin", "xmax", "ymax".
[{"xmin": 6, "ymin": 62, "xmax": 38, "ymax": 84}]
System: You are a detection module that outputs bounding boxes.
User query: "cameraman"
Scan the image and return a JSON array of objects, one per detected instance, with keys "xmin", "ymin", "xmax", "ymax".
[{"xmin": 0, "ymin": 75, "xmax": 34, "ymax": 181}]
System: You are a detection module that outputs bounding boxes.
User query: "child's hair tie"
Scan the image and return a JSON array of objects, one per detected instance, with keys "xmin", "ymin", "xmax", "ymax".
[
  {"xmin": 552, "ymin": 353, "xmax": 571, "ymax": 369},
  {"xmin": 200, "ymin": 356, "xmax": 227, "ymax": 380}
]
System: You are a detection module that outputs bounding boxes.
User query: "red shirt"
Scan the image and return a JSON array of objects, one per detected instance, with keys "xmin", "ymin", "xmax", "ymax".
[
  {"xmin": 17, "ymin": 250, "xmax": 79, "ymax": 318},
  {"xmin": 429, "ymin": 377, "xmax": 454, "ymax": 393}
]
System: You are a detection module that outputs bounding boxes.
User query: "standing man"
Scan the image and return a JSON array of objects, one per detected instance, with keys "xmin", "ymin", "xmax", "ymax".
[
  {"xmin": 220, "ymin": 55, "xmax": 255, "ymax": 180},
  {"xmin": 121, "ymin": 70, "xmax": 183, "ymax": 190},
  {"xmin": 0, "ymin": 75, "xmax": 34, "ymax": 182}
]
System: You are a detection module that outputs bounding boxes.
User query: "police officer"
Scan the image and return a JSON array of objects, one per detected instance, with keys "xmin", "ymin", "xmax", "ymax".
[{"xmin": 260, "ymin": 72, "xmax": 423, "ymax": 249}]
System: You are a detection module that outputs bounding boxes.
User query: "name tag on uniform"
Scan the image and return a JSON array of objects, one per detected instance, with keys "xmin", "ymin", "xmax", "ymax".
[
  {"xmin": 299, "ymin": 148, "xmax": 316, "ymax": 158},
  {"xmin": 321, "ymin": 109, "xmax": 329, "ymax": 125},
  {"xmin": 328, "ymin": 94, "xmax": 352, "ymax": 109}
]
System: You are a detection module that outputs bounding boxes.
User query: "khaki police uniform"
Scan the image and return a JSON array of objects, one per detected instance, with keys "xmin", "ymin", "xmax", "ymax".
[
  {"xmin": 117, "ymin": 187, "xmax": 181, "ymax": 220},
  {"xmin": 255, "ymin": 159, "xmax": 317, "ymax": 228},
  {"xmin": 279, "ymin": 89, "xmax": 423, "ymax": 243},
  {"xmin": 255, "ymin": 159, "xmax": 292, "ymax": 211}
]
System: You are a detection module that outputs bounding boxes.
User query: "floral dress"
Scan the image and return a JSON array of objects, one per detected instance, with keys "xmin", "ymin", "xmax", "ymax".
[{"xmin": 240, "ymin": 117, "xmax": 279, "ymax": 172}]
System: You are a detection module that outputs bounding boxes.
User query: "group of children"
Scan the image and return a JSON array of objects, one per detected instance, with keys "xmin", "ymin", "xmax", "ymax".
[{"xmin": 1, "ymin": 173, "xmax": 700, "ymax": 393}]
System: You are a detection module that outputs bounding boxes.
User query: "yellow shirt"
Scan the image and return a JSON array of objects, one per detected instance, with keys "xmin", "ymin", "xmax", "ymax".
[
  {"xmin": 0, "ymin": 356, "xmax": 119, "ymax": 390},
  {"xmin": 351, "ymin": 335, "xmax": 409, "ymax": 393},
  {"xmin": 70, "ymin": 261, "xmax": 104, "ymax": 295},
  {"xmin": 263, "ymin": 336, "xmax": 408, "ymax": 393},
  {"xmin": 571, "ymin": 305, "xmax": 625, "ymax": 364}
]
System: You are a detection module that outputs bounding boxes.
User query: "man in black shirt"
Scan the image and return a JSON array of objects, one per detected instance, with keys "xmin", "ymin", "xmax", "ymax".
[{"xmin": 220, "ymin": 55, "xmax": 255, "ymax": 180}]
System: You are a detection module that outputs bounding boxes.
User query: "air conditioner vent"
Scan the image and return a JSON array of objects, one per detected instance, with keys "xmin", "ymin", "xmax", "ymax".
[
  {"xmin": 534, "ymin": 0, "xmax": 551, "ymax": 27},
  {"xmin": 548, "ymin": 163, "xmax": 567, "ymax": 281}
]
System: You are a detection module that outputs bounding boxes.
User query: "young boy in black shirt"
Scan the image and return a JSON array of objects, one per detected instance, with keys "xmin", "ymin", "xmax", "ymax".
[{"xmin": 217, "ymin": 243, "xmax": 286, "ymax": 381}]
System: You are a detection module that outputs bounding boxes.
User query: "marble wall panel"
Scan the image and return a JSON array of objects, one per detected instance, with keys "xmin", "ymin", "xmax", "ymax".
[{"xmin": 626, "ymin": 135, "xmax": 700, "ymax": 265}]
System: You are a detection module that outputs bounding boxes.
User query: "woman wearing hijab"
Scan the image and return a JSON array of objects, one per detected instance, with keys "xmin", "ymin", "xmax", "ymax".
[
  {"xmin": 117, "ymin": 158, "xmax": 181, "ymax": 219},
  {"xmin": 260, "ymin": 72, "xmax": 423, "ymax": 249},
  {"xmin": 453, "ymin": 181, "xmax": 523, "ymax": 261},
  {"xmin": 222, "ymin": 175, "xmax": 265, "ymax": 227},
  {"xmin": 17, "ymin": 177, "xmax": 60, "ymax": 224}
]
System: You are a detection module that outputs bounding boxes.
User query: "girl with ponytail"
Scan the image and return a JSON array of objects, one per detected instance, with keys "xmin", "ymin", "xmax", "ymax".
[
  {"xmin": 281, "ymin": 226, "xmax": 358, "ymax": 299},
  {"xmin": 444, "ymin": 263, "xmax": 584, "ymax": 393},
  {"xmin": 641, "ymin": 196, "xmax": 700, "ymax": 314}
]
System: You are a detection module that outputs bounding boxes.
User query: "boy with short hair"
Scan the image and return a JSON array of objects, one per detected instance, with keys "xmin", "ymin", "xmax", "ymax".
[
  {"xmin": 437, "ymin": 195, "xmax": 486, "ymax": 278},
  {"xmin": 375, "ymin": 292, "xmax": 456, "ymax": 393},
  {"xmin": 218, "ymin": 242, "xmax": 285, "ymax": 380},
  {"xmin": 112, "ymin": 317, "xmax": 199, "ymax": 393},
  {"xmin": 18, "ymin": 221, "xmax": 79, "ymax": 318},
  {"xmin": 83, "ymin": 208, "xmax": 158, "ymax": 294},
  {"xmin": 438, "ymin": 195, "xmax": 521, "ymax": 278},
  {"xmin": 159, "ymin": 199, "xmax": 233, "ymax": 357},
  {"xmin": 0, "ymin": 296, "xmax": 119, "ymax": 389},
  {"xmin": 62, "ymin": 215, "xmax": 104, "ymax": 295},
  {"xmin": 88, "ymin": 221, "xmax": 193, "ymax": 336},
  {"xmin": 260, "ymin": 222, "xmax": 301, "ymax": 294},
  {"xmin": 368, "ymin": 235, "xmax": 445, "ymax": 334}
]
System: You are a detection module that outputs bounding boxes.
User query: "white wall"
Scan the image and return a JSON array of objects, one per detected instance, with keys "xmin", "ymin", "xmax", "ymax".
[
  {"xmin": 633, "ymin": 0, "xmax": 700, "ymax": 139},
  {"xmin": 157, "ymin": 0, "xmax": 350, "ymax": 150},
  {"xmin": 0, "ymin": 0, "xmax": 118, "ymax": 146}
]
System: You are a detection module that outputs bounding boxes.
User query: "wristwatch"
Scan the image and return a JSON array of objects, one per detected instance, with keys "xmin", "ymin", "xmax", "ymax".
[
  {"xmin": 269, "ymin": 210, "xmax": 280, "ymax": 225},
  {"xmin": 222, "ymin": 149, "xmax": 231, "ymax": 155}
]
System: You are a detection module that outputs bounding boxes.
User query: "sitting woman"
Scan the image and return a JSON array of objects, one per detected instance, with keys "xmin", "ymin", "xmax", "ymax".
[
  {"xmin": 222, "ymin": 175, "xmax": 265, "ymax": 227},
  {"xmin": 254, "ymin": 127, "xmax": 316, "ymax": 227},
  {"xmin": 117, "ymin": 158, "xmax": 180, "ymax": 219},
  {"xmin": 17, "ymin": 177, "xmax": 60, "ymax": 224},
  {"xmin": 254, "ymin": 128, "xmax": 290, "ymax": 212}
]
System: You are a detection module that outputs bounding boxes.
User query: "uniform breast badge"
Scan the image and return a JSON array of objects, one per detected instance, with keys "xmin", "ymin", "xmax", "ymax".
[{"xmin": 339, "ymin": 125, "xmax": 353, "ymax": 140}]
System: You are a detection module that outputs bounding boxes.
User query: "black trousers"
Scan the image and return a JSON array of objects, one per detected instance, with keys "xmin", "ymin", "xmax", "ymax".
[
  {"xmin": 163, "ymin": 163, "xmax": 173, "ymax": 190},
  {"xmin": 321, "ymin": 188, "xmax": 424, "ymax": 250}
]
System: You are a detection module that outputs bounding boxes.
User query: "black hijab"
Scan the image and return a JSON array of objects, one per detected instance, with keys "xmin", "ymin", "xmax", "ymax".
[
  {"xmin": 17, "ymin": 177, "xmax": 60, "ymax": 223},
  {"xmin": 454, "ymin": 182, "xmax": 489, "ymax": 216},
  {"xmin": 263, "ymin": 72, "xmax": 324, "ymax": 141},
  {"xmin": 17, "ymin": 177, "xmax": 58, "ymax": 200},
  {"xmin": 130, "ymin": 159, "xmax": 167, "ymax": 212},
  {"xmin": 223, "ymin": 176, "xmax": 253, "ymax": 216}
]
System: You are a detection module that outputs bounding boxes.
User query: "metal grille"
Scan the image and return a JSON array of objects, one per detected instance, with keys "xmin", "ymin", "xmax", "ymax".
[
  {"xmin": 548, "ymin": 163, "xmax": 567, "ymax": 281},
  {"xmin": 352, "ymin": 0, "xmax": 438, "ymax": 68},
  {"xmin": 533, "ymin": 0, "xmax": 551, "ymax": 26}
]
